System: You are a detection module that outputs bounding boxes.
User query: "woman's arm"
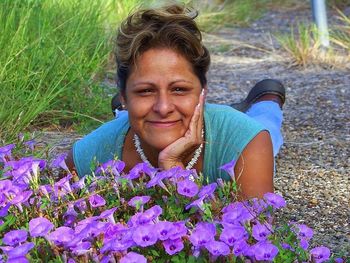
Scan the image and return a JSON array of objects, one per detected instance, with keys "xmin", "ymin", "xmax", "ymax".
[
  {"xmin": 234, "ymin": 130, "xmax": 274, "ymax": 199},
  {"xmin": 65, "ymin": 149, "xmax": 77, "ymax": 174}
]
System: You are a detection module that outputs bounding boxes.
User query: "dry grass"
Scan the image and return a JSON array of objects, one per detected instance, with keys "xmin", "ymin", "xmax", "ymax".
[
  {"xmin": 331, "ymin": 10, "xmax": 350, "ymax": 54},
  {"xmin": 276, "ymin": 23, "xmax": 350, "ymax": 68}
]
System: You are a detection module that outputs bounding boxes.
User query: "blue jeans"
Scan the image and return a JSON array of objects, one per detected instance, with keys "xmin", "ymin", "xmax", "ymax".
[{"xmin": 245, "ymin": 101, "xmax": 283, "ymax": 157}]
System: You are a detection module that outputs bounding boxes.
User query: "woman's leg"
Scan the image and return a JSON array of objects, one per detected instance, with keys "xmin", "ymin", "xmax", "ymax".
[
  {"xmin": 245, "ymin": 101, "xmax": 283, "ymax": 157},
  {"xmin": 231, "ymin": 79, "xmax": 285, "ymax": 157}
]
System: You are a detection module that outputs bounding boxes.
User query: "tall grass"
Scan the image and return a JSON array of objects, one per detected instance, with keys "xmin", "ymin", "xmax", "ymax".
[
  {"xmin": 0, "ymin": 0, "xmax": 141, "ymax": 142},
  {"xmin": 276, "ymin": 10, "xmax": 350, "ymax": 68},
  {"xmin": 276, "ymin": 24, "xmax": 320, "ymax": 67},
  {"xmin": 189, "ymin": 0, "xmax": 268, "ymax": 32},
  {"xmin": 331, "ymin": 10, "xmax": 350, "ymax": 54}
]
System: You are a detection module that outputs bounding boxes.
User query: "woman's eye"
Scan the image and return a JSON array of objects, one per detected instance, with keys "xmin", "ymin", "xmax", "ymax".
[
  {"xmin": 173, "ymin": 87, "xmax": 187, "ymax": 93},
  {"xmin": 137, "ymin": 89, "xmax": 153, "ymax": 94}
]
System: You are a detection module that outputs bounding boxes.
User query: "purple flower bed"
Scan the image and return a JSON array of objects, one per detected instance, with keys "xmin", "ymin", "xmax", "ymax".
[{"xmin": 0, "ymin": 142, "xmax": 346, "ymax": 262}]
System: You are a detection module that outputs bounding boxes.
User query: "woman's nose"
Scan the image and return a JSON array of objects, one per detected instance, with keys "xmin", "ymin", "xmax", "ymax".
[{"xmin": 152, "ymin": 94, "xmax": 175, "ymax": 117}]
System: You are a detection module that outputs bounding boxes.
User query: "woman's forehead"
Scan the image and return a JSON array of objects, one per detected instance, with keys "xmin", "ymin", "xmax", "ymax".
[{"xmin": 128, "ymin": 48, "xmax": 198, "ymax": 84}]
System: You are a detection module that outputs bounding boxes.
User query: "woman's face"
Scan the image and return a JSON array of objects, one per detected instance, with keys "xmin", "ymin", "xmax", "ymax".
[{"xmin": 123, "ymin": 48, "xmax": 204, "ymax": 151}]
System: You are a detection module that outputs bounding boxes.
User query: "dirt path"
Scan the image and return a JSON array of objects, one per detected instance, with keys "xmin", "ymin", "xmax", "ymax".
[
  {"xmin": 204, "ymin": 6, "xmax": 349, "ymax": 257},
  {"xmin": 37, "ymin": 5, "xmax": 349, "ymax": 258}
]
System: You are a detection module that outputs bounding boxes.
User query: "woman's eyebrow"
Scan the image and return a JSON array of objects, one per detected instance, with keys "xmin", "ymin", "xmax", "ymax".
[
  {"xmin": 132, "ymin": 79, "xmax": 193, "ymax": 87},
  {"xmin": 132, "ymin": 81, "xmax": 155, "ymax": 87},
  {"xmin": 170, "ymin": 79, "xmax": 193, "ymax": 85}
]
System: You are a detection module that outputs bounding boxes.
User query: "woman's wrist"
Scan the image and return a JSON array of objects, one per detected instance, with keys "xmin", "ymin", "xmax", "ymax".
[{"xmin": 158, "ymin": 159, "xmax": 185, "ymax": 170}]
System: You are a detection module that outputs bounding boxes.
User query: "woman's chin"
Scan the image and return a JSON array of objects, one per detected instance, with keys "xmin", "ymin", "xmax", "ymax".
[{"xmin": 146, "ymin": 136, "xmax": 179, "ymax": 151}]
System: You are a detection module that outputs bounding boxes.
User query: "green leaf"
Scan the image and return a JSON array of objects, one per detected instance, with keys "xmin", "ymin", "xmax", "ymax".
[
  {"xmin": 150, "ymin": 249, "xmax": 160, "ymax": 257},
  {"xmin": 0, "ymin": 214, "xmax": 16, "ymax": 233}
]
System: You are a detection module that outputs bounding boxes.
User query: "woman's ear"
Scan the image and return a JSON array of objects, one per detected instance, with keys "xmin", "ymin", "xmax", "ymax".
[
  {"xmin": 203, "ymin": 85, "xmax": 208, "ymax": 99},
  {"xmin": 119, "ymin": 94, "xmax": 127, "ymax": 110}
]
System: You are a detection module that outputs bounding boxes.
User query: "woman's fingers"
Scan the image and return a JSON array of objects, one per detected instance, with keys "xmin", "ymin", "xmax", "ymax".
[
  {"xmin": 186, "ymin": 88, "xmax": 205, "ymax": 144},
  {"xmin": 197, "ymin": 89, "xmax": 205, "ymax": 138}
]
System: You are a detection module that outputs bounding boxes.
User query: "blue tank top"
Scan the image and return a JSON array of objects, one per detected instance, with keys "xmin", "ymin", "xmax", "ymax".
[{"xmin": 73, "ymin": 103, "xmax": 265, "ymax": 182}]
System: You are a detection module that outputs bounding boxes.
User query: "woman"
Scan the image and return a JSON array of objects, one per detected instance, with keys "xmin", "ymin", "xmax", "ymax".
[{"xmin": 66, "ymin": 4, "xmax": 285, "ymax": 200}]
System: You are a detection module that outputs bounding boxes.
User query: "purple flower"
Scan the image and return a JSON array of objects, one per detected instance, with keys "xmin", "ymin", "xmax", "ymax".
[
  {"xmin": 71, "ymin": 177, "xmax": 86, "ymax": 192},
  {"xmin": 39, "ymin": 185, "xmax": 52, "ymax": 199},
  {"xmin": 124, "ymin": 162, "xmax": 146, "ymax": 180},
  {"xmin": 310, "ymin": 246, "xmax": 331, "ymax": 263},
  {"xmin": 253, "ymin": 241, "xmax": 279, "ymax": 261},
  {"xmin": 252, "ymin": 222, "xmax": 272, "ymax": 241},
  {"xmin": 74, "ymin": 220, "xmax": 106, "ymax": 241},
  {"xmin": 101, "ymin": 228, "xmax": 135, "ymax": 253},
  {"xmin": 168, "ymin": 221, "xmax": 188, "ymax": 240},
  {"xmin": 99, "ymin": 207, "xmax": 118, "ymax": 224},
  {"xmin": 128, "ymin": 195, "xmax": 150, "ymax": 210},
  {"xmin": 233, "ymin": 240, "xmax": 250, "ymax": 257},
  {"xmin": 29, "ymin": 217, "xmax": 54, "ymax": 237},
  {"xmin": 53, "ymin": 174, "xmax": 73, "ymax": 197},
  {"xmin": 3, "ymin": 230, "xmax": 27, "ymax": 246},
  {"xmin": 88, "ymin": 194, "xmax": 106, "ymax": 208},
  {"xmin": 47, "ymin": 226, "xmax": 74, "ymax": 246},
  {"xmin": 299, "ymin": 239, "xmax": 309, "ymax": 250},
  {"xmin": 247, "ymin": 198, "xmax": 268, "ymax": 214},
  {"xmin": 24, "ymin": 139, "xmax": 36, "ymax": 151},
  {"xmin": 0, "ymin": 144, "xmax": 15, "ymax": 162},
  {"xmin": 142, "ymin": 205, "xmax": 162, "ymax": 221},
  {"xmin": 146, "ymin": 170, "xmax": 169, "ymax": 190},
  {"xmin": 263, "ymin": 192, "xmax": 286, "ymax": 209},
  {"xmin": 198, "ymin": 182, "xmax": 217, "ymax": 199},
  {"xmin": 205, "ymin": 240, "xmax": 230, "ymax": 256},
  {"xmin": 219, "ymin": 159, "xmax": 236, "ymax": 179},
  {"xmin": 51, "ymin": 153, "xmax": 69, "ymax": 171},
  {"xmin": 185, "ymin": 195, "xmax": 206, "ymax": 211},
  {"xmin": 63, "ymin": 204, "xmax": 78, "ymax": 227},
  {"xmin": 129, "ymin": 205, "xmax": 162, "ymax": 227},
  {"xmin": 7, "ymin": 256, "xmax": 29, "ymax": 263},
  {"xmin": 168, "ymin": 168, "xmax": 196, "ymax": 183},
  {"xmin": 96, "ymin": 159, "xmax": 125, "ymax": 176},
  {"xmin": 74, "ymin": 199, "xmax": 88, "ymax": 213},
  {"xmin": 0, "ymin": 179, "xmax": 12, "ymax": 194},
  {"xmin": 335, "ymin": 258, "xmax": 344, "ymax": 263},
  {"xmin": 189, "ymin": 222, "xmax": 216, "ymax": 247},
  {"xmin": 1, "ymin": 242, "xmax": 34, "ymax": 258},
  {"xmin": 120, "ymin": 252, "xmax": 147, "ymax": 263},
  {"xmin": 163, "ymin": 238, "xmax": 184, "ymax": 255},
  {"xmin": 132, "ymin": 225, "xmax": 158, "ymax": 247},
  {"xmin": 295, "ymin": 224, "xmax": 313, "ymax": 240},
  {"xmin": 220, "ymin": 225, "xmax": 247, "ymax": 246},
  {"xmin": 221, "ymin": 202, "xmax": 254, "ymax": 225},
  {"xmin": 156, "ymin": 221, "xmax": 176, "ymax": 240},
  {"xmin": 10, "ymin": 190, "xmax": 32, "ymax": 205},
  {"xmin": 71, "ymin": 241, "xmax": 91, "ymax": 255},
  {"xmin": 177, "ymin": 179, "xmax": 199, "ymax": 197}
]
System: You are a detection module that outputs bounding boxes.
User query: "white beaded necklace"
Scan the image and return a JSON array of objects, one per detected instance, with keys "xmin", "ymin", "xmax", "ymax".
[{"xmin": 133, "ymin": 130, "xmax": 204, "ymax": 170}]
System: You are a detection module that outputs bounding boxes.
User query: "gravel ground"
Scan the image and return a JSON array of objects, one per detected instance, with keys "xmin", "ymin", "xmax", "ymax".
[
  {"xmin": 37, "ymin": 5, "xmax": 349, "ymax": 259},
  {"xmin": 203, "ymin": 6, "xmax": 350, "ymax": 258}
]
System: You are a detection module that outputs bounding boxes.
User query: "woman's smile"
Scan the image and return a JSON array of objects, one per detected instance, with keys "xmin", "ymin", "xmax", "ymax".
[{"xmin": 147, "ymin": 120, "xmax": 181, "ymax": 128}]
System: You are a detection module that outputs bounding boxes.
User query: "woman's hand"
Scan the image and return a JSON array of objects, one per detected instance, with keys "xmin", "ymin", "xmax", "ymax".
[{"xmin": 158, "ymin": 89, "xmax": 205, "ymax": 170}]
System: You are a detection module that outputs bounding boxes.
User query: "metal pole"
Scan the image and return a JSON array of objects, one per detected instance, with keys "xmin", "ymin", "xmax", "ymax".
[{"xmin": 311, "ymin": 0, "xmax": 330, "ymax": 48}]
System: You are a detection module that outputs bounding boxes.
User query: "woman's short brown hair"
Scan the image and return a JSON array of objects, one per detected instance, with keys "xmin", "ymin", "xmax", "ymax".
[{"xmin": 115, "ymin": 4, "xmax": 210, "ymax": 95}]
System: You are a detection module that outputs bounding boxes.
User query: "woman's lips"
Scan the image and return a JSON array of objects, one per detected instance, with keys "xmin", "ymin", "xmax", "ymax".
[{"xmin": 147, "ymin": 120, "xmax": 180, "ymax": 127}]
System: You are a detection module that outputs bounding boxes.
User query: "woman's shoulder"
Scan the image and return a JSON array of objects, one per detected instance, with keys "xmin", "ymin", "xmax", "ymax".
[
  {"xmin": 204, "ymin": 103, "xmax": 264, "ymax": 131},
  {"xmin": 73, "ymin": 111, "xmax": 130, "ymax": 177},
  {"xmin": 84, "ymin": 111, "xmax": 129, "ymax": 139},
  {"xmin": 203, "ymin": 103, "xmax": 266, "ymax": 182}
]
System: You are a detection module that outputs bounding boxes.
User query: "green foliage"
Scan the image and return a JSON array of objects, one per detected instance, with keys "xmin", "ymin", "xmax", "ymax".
[
  {"xmin": 331, "ymin": 10, "xmax": 350, "ymax": 53},
  {"xmin": 0, "ymin": 0, "xmax": 141, "ymax": 142},
  {"xmin": 189, "ymin": 0, "xmax": 268, "ymax": 32},
  {"xmin": 276, "ymin": 23, "xmax": 320, "ymax": 67}
]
